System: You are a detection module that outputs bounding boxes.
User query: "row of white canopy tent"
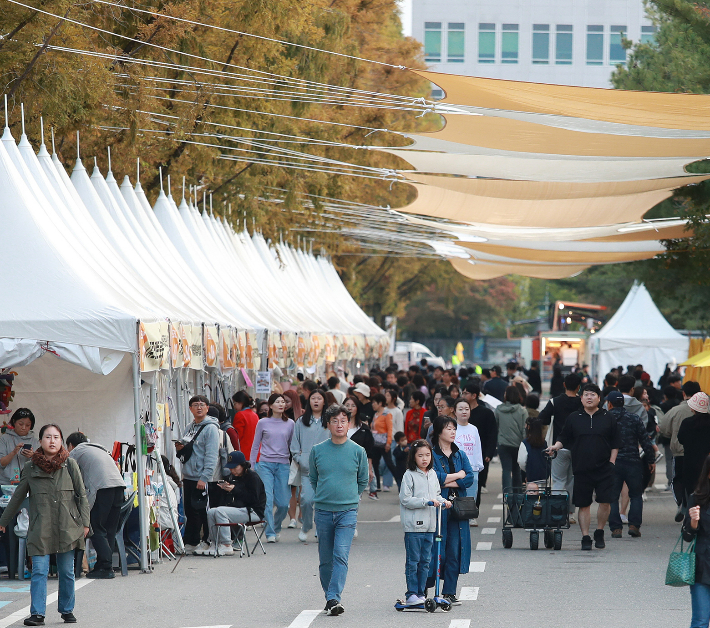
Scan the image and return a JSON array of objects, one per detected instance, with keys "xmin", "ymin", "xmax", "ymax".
[{"xmin": 0, "ymin": 111, "xmax": 387, "ymax": 570}]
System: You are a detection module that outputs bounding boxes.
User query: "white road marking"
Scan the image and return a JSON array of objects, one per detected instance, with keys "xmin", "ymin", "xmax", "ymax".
[
  {"xmin": 492, "ymin": 504, "xmax": 503, "ymax": 511},
  {"xmin": 480, "ymin": 528, "xmax": 496, "ymax": 535},
  {"xmin": 487, "ymin": 517, "xmax": 501, "ymax": 523},
  {"xmin": 181, "ymin": 626, "xmax": 231, "ymax": 628},
  {"xmin": 475, "ymin": 542, "xmax": 492, "ymax": 550},
  {"xmin": 468, "ymin": 561, "xmax": 486, "ymax": 572},
  {"xmin": 497, "ymin": 493, "xmax": 503, "ymax": 499},
  {"xmin": 287, "ymin": 611, "xmax": 321, "ymax": 628},
  {"xmin": 654, "ymin": 484, "xmax": 667, "ymax": 490},
  {"xmin": 0, "ymin": 579, "xmax": 92, "ymax": 628},
  {"xmin": 449, "ymin": 619, "xmax": 472, "ymax": 627},
  {"xmin": 388, "ymin": 515, "xmax": 401, "ymax": 523},
  {"xmin": 459, "ymin": 587, "xmax": 479, "ymax": 601}
]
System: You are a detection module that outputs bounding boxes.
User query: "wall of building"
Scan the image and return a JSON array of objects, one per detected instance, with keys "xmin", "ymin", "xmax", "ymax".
[{"xmin": 411, "ymin": 0, "xmax": 655, "ymax": 90}]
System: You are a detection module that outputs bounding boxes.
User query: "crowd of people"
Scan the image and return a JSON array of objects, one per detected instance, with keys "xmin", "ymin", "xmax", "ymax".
[{"xmin": 2, "ymin": 358, "xmax": 709, "ymax": 623}]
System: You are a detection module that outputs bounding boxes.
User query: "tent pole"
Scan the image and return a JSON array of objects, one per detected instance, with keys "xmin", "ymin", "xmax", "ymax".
[{"xmin": 132, "ymin": 347, "xmax": 150, "ymax": 574}]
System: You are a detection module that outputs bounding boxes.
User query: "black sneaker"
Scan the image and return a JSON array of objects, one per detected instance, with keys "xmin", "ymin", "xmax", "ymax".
[
  {"xmin": 675, "ymin": 510, "xmax": 685, "ymax": 523},
  {"xmin": 443, "ymin": 594, "xmax": 462, "ymax": 606},
  {"xmin": 325, "ymin": 600, "xmax": 344, "ymax": 616},
  {"xmin": 24, "ymin": 616, "xmax": 44, "ymax": 627},
  {"xmin": 594, "ymin": 529, "xmax": 605, "ymax": 549},
  {"xmin": 87, "ymin": 569, "xmax": 115, "ymax": 579},
  {"xmin": 61, "ymin": 613, "xmax": 77, "ymax": 624},
  {"xmin": 581, "ymin": 535, "xmax": 592, "ymax": 550}
]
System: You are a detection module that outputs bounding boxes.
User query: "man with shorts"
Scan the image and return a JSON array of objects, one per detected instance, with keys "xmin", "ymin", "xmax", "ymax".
[{"xmin": 548, "ymin": 384, "xmax": 620, "ymax": 551}]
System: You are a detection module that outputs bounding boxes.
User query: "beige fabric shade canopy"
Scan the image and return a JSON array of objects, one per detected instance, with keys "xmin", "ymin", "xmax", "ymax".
[{"xmin": 374, "ymin": 70, "xmax": 709, "ymax": 279}]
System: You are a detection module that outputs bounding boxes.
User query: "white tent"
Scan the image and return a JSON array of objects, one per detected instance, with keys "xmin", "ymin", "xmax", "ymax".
[{"xmin": 591, "ymin": 283, "xmax": 689, "ymax": 384}]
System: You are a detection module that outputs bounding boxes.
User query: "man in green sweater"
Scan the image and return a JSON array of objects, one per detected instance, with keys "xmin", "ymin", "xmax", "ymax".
[{"xmin": 309, "ymin": 404, "xmax": 369, "ymax": 616}]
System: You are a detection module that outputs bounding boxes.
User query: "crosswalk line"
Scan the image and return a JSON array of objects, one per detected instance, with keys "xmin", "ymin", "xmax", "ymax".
[
  {"xmin": 449, "ymin": 619, "xmax": 472, "ymax": 627},
  {"xmin": 468, "ymin": 561, "xmax": 486, "ymax": 572},
  {"xmin": 480, "ymin": 528, "xmax": 496, "ymax": 535},
  {"xmin": 388, "ymin": 515, "xmax": 401, "ymax": 523},
  {"xmin": 487, "ymin": 517, "xmax": 501, "ymax": 523},
  {"xmin": 0, "ymin": 578, "xmax": 92, "ymax": 628},
  {"xmin": 459, "ymin": 587, "xmax": 479, "ymax": 601},
  {"xmin": 492, "ymin": 504, "xmax": 503, "ymax": 510},
  {"xmin": 475, "ymin": 541, "xmax": 492, "ymax": 550},
  {"xmin": 287, "ymin": 611, "xmax": 321, "ymax": 628},
  {"xmin": 497, "ymin": 493, "xmax": 503, "ymax": 499}
]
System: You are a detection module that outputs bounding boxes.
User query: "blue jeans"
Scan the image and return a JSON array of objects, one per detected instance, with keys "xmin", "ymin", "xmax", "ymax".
[
  {"xmin": 300, "ymin": 478, "xmax": 315, "ymax": 534},
  {"xmin": 404, "ymin": 532, "xmax": 434, "ymax": 598},
  {"xmin": 315, "ymin": 508, "xmax": 357, "ymax": 602},
  {"xmin": 690, "ymin": 582, "xmax": 710, "ymax": 627},
  {"xmin": 499, "ymin": 445, "xmax": 521, "ymax": 493},
  {"xmin": 256, "ymin": 462, "xmax": 290, "ymax": 538},
  {"xmin": 609, "ymin": 458, "xmax": 645, "ymax": 530},
  {"xmin": 31, "ymin": 551, "xmax": 75, "ymax": 617}
]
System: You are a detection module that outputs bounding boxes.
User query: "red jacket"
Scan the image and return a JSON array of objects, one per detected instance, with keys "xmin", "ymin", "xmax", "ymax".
[
  {"xmin": 233, "ymin": 409, "xmax": 260, "ymax": 461},
  {"xmin": 405, "ymin": 408, "xmax": 425, "ymax": 443}
]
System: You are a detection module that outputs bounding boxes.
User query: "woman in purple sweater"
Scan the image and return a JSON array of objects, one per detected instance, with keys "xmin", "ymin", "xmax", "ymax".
[{"xmin": 250, "ymin": 393, "xmax": 294, "ymax": 542}]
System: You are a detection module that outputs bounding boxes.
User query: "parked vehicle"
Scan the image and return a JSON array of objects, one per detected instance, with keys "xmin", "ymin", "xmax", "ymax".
[{"xmin": 394, "ymin": 342, "xmax": 446, "ymax": 369}]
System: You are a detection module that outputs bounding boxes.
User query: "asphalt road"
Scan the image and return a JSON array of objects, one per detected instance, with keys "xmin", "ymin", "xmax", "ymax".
[{"xmin": 0, "ymin": 461, "xmax": 690, "ymax": 628}]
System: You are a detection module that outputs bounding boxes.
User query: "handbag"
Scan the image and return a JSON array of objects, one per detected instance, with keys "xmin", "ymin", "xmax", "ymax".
[
  {"xmin": 288, "ymin": 459, "xmax": 301, "ymax": 486},
  {"xmin": 191, "ymin": 487, "xmax": 209, "ymax": 510},
  {"xmin": 449, "ymin": 495, "xmax": 479, "ymax": 521},
  {"xmin": 373, "ymin": 432, "xmax": 387, "ymax": 447},
  {"xmin": 177, "ymin": 424, "xmax": 206, "ymax": 464},
  {"xmin": 666, "ymin": 533, "xmax": 696, "ymax": 587}
]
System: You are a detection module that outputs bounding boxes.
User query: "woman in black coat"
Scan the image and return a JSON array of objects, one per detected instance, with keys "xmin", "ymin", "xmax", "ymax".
[
  {"xmin": 344, "ymin": 396, "xmax": 375, "ymax": 497},
  {"xmin": 682, "ymin": 453, "xmax": 710, "ymax": 627},
  {"xmin": 549, "ymin": 367, "xmax": 565, "ymax": 398}
]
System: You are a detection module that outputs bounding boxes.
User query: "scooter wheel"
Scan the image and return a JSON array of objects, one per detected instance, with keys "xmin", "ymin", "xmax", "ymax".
[
  {"xmin": 395, "ymin": 605, "xmax": 404, "ymax": 612},
  {"xmin": 440, "ymin": 601, "xmax": 452, "ymax": 612},
  {"xmin": 424, "ymin": 599, "xmax": 436, "ymax": 613}
]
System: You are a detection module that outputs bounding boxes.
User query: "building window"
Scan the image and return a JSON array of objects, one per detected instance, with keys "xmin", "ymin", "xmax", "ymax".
[
  {"xmin": 610, "ymin": 25, "xmax": 627, "ymax": 64},
  {"xmin": 556, "ymin": 25, "xmax": 573, "ymax": 64},
  {"xmin": 424, "ymin": 22, "xmax": 442, "ymax": 63},
  {"xmin": 478, "ymin": 23, "xmax": 495, "ymax": 63},
  {"xmin": 641, "ymin": 25, "xmax": 657, "ymax": 45},
  {"xmin": 448, "ymin": 23, "xmax": 465, "ymax": 62},
  {"xmin": 532, "ymin": 24, "xmax": 550, "ymax": 64},
  {"xmin": 586, "ymin": 25, "xmax": 604, "ymax": 65},
  {"xmin": 502, "ymin": 24, "xmax": 519, "ymax": 64}
]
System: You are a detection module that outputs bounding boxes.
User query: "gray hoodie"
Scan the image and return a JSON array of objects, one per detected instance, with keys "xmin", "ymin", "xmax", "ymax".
[
  {"xmin": 69, "ymin": 442, "xmax": 125, "ymax": 509},
  {"xmin": 181, "ymin": 417, "xmax": 220, "ymax": 484},
  {"xmin": 623, "ymin": 395, "xmax": 648, "ymax": 426},
  {"xmin": 0, "ymin": 430, "xmax": 40, "ymax": 485},
  {"xmin": 495, "ymin": 402, "xmax": 528, "ymax": 449},
  {"xmin": 399, "ymin": 468, "xmax": 442, "ymax": 533},
  {"xmin": 290, "ymin": 417, "xmax": 329, "ymax": 474}
]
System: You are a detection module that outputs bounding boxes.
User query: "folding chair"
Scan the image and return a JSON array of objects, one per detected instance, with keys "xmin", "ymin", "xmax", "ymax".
[{"xmin": 242, "ymin": 519, "xmax": 267, "ymax": 556}]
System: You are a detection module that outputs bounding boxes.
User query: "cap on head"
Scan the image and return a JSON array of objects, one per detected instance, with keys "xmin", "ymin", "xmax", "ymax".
[
  {"xmin": 226, "ymin": 451, "xmax": 248, "ymax": 469},
  {"xmin": 606, "ymin": 391, "xmax": 625, "ymax": 407}
]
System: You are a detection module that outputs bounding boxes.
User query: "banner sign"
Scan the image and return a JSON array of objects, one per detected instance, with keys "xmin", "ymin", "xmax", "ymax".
[{"xmin": 139, "ymin": 321, "xmax": 169, "ymax": 372}]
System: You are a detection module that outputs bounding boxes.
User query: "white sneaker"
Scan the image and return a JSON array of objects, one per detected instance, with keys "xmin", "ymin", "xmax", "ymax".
[
  {"xmin": 288, "ymin": 518, "xmax": 297, "ymax": 529},
  {"xmin": 276, "ymin": 534, "xmax": 280, "ymax": 542},
  {"xmin": 469, "ymin": 518, "xmax": 478, "ymax": 527},
  {"xmin": 405, "ymin": 595, "xmax": 421, "ymax": 605},
  {"xmin": 182, "ymin": 544, "xmax": 197, "ymax": 554},
  {"xmin": 299, "ymin": 530, "xmax": 308, "ymax": 542},
  {"xmin": 480, "ymin": 487, "xmax": 488, "ymax": 494},
  {"xmin": 417, "ymin": 595, "xmax": 426, "ymax": 604},
  {"xmin": 266, "ymin": 536, "xmax": 277, "ymax": 543},
  {"xmin": 568, "ymin": 516, "xmax": 576, "ymax": 525},
  {"xmin": 194, "ymin": 541, "xmax": 211, "ymax": 555},
  {"xmin": 353, "ymin": 528, "xmax": 358, "ymax": 539},
  {"xmin": 382, "ymin": 486, "xmax": 391, "ymax": 492},
  {"xmin": 620, "ymin": 514, "xmax": 629, "ymax": 524},
  {"xmin": 218, "ymin": 544, "xmax": 234, "ymax": 556}
]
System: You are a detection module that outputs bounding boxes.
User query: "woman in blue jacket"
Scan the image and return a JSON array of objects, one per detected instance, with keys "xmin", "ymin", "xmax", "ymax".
[{"xmin": 427, "ymin": 416, "xmax": 475, "ymax": 606}]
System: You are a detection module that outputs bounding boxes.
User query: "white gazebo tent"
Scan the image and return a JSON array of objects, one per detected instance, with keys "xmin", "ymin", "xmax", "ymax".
[{"xmin": 590, "ymin": 283, "xmax": 689, "ymax": 384}]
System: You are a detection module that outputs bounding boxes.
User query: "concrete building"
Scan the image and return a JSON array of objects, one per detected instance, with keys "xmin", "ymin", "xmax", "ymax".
[{"xmin": 410, "ymin": 0, "xmax": 656, "ymax": 92}]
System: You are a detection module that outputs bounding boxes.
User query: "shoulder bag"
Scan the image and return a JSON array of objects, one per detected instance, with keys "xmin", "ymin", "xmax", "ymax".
[
  {"xmin": 666, "ymin": 532, "xmax": 696, "ymax": 586},
  {"xmin": 177, "ymin": 424, "xmax": 206, "ymax": 464}
]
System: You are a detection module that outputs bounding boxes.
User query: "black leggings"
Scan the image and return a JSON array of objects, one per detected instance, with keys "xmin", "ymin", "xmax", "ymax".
[{"xmin": 372, "ymin": 446, "xmax": 397, "ymax": 490}]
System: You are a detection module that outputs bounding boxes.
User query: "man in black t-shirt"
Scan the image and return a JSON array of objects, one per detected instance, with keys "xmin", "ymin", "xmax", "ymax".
[
  {"xmin": 463, "ymin": 384, "xmax": 498, "ymax": 509},
  {"xmin": 549, "ymin": 384, "xmax": 621, "ymax": 551}
]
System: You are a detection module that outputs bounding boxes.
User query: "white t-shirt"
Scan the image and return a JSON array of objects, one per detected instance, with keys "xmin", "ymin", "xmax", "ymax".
[
  {"xmin": 454, "ymin": 422, "xmax": 484, "ymax": 472},
  {"xmin": 331, "ymin": 388, "xmax": 346, "ymax": 404},
  {"xmin": 389, "ymin": 406, "xmax": 404, "ymax": 435}
]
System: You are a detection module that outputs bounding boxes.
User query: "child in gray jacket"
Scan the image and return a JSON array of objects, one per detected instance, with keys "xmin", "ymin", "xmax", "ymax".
[{"xmin": 399, "ymin": 440, "xmax": 451, "ymax": 606}]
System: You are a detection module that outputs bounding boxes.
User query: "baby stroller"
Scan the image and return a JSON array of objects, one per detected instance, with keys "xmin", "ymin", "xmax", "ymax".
[{"xmin": 501, "ymin": 451, "xmax": 569, "ymax": 550}]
